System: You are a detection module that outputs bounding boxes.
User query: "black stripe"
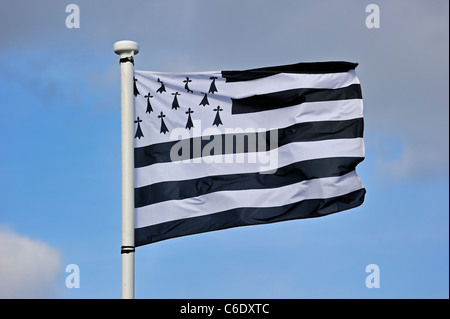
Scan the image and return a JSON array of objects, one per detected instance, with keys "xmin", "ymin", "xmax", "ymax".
[
  {"xmin": 135, "ymin": 188, "xmax": 366, "ymax": 246},
  {"xmin": 231, "ymin": 84, "xmax": 362, "ymax": 115},
  {"xmin": 135, "ymin": 157, "xmax": 364, "ymax": 208},
  {"xmin": 134, "ymin": 118, "xmax": 363, "ymax": 168},
  {"xmin": 221, "ymin": 61, "xmax": 358, "ymax": 82}
]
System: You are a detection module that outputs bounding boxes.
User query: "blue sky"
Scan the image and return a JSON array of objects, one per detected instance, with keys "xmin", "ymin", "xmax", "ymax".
[{"xmin": 0, "ymin": 0, "xmax": 448, "ymax": 298}]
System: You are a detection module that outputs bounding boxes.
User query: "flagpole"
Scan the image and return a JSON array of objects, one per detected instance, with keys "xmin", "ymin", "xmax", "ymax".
[{"xmin": 114, "ymin": 40, "xmax": 139, "ymax": 299}]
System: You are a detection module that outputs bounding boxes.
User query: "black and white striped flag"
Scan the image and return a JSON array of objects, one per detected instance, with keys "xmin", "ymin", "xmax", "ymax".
[{"xmin": 133, "ymin": 61, "xmax": 365, "ymax": 246}]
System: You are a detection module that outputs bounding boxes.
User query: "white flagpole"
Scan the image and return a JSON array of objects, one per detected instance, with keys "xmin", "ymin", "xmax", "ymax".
[{"xmin": 114, "ymin": 40, "xmax": 139, "ymax": 299}]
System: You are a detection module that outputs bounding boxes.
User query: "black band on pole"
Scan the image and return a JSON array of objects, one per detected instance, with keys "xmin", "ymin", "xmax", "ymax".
[
  {"xmin": 119, "ymin": 56, "xmax": 134, "ymax": 65},
  {"xmin": 121, "ymin": 246, "xmax": 135, "ymax": 254}
]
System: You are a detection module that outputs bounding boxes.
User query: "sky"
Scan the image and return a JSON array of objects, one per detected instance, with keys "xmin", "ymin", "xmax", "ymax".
[{"xmin": 0, "ymin": 0, "xmax": 448, "ymax": 299}]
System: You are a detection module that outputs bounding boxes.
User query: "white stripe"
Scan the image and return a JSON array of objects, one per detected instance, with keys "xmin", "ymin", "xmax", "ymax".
[
  {"xmin": 135, "ymin": 170, "xmax": 364, "ymax": 228},
  {"xmin": 135, "ymin": 138, "xmax": 365, "ymax": 187},
  {"xmin": 236, "ymin": 98, "xmax": 363, "ymax": 131}
]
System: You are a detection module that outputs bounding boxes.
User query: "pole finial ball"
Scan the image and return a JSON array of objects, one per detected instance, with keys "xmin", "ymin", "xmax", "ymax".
[{"xmin": 114, "ymin": 41, "xmax": 139, "ymax": 56}]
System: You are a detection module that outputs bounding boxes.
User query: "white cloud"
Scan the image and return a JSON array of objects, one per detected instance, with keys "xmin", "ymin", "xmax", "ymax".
[{"xmin": 0, "ymin": 227, "xmax": 62, "ymax": 298}]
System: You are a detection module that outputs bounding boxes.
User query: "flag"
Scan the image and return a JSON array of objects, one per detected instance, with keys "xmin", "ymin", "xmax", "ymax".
[{"xmin": 133, "ymin": 61, "xmax": 365, "ymax": 246}]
